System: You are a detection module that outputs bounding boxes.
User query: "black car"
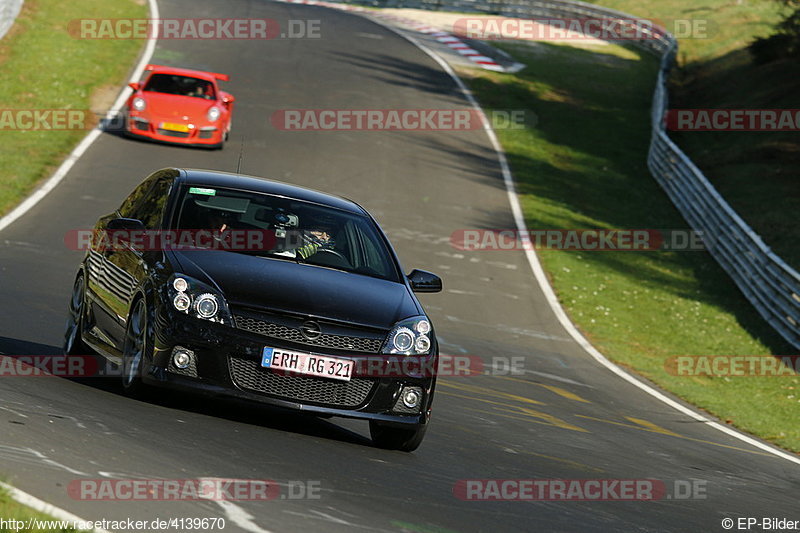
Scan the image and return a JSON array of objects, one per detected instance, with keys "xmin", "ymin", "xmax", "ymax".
[{"xmin": 64, "ymin": 168, "xmax": 442, "ymax": 451}]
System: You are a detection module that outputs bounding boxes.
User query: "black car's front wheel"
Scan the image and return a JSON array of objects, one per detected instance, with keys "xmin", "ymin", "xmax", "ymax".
[
  {"xmin": 64, "ymin": 273, "xmax": 88, "ymax": 355},
  {"xmin": 369, "ymin": 421, "xmax": 427, "ymax": 452},
  {"xmin": 122, "ymin": 298, "xmax": 151, "ymax": 397}
]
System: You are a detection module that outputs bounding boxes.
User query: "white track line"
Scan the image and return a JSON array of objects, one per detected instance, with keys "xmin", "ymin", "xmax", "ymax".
[
  {"xmin": 197, "ymin": 478, "xmax": 272, "ymax": 533},
  {"xmin": 0, "ymin": 0, "xmax": 159, "ymax": 234},
  {"xmin": 0, "ymin": 0, "xmax": 163, "ymax": 524},
  {"xmin": 363, "ymin": 17, "xmax": 800, "ymax": 467},
  {"xmin": 0, "ymin": 481, "xmax": 112, "ymax": 533}
]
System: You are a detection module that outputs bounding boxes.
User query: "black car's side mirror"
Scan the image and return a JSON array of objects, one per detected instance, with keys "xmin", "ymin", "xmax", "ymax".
[
  {"xmin": 408, "ymin": 269, "xmax": 442, "ymax": 293},
  {"xmin": 106, "ymin": 218, "xmax": 145, "ymax": 231}
]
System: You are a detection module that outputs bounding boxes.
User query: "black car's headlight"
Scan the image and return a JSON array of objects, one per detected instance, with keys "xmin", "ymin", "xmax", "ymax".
[
  {"xmin": 383, "ymin": 316, "xmax": 433, "ymax": 355},
  {"xmin": 167, "ymin": 274, "xmax": 232, "ymax": 325}
]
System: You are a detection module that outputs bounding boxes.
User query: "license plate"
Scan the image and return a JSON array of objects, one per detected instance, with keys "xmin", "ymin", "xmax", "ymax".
[
  {"xmin": 161, "ymin": 122, "xmax": 189, "ymax": 132},
  {"xmin": 261, "ymin": 347, "xmax": 353, "ymax": 382}
]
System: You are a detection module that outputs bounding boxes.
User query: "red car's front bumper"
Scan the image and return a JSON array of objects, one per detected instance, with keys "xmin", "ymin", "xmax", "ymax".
[{"xmin": 126, "ymin": 112, "xmax": 226, "ymax": 147}]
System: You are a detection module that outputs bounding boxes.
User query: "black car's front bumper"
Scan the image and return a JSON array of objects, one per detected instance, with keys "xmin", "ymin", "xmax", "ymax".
[{"xmin": 144, "ymin": 306, "xmax": 436, "ymax": 427}]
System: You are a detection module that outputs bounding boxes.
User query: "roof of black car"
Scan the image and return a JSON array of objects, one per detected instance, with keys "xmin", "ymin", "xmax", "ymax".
[{"xmin": 176, "ymin": 168, "xmax": 367, "ymax": 215}]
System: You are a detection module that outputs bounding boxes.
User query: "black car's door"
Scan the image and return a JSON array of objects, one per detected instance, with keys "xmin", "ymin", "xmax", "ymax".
[{"xmin": 88, "ymin": 172, "xmax": 173, "ymax": 348}]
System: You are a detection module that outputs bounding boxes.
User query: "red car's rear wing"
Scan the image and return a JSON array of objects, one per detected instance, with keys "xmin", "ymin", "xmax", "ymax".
[{"xmin": 144, "ymin": 64, "xmax": 229, "ymax": 82}]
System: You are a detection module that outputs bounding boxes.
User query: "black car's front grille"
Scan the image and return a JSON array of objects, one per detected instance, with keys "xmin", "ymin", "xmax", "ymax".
[
  {"xmin": 233, "ymin": 314, "xmax": 383, "ymax": 354},
  {"xmin": 228, "ymin": 355, "xmax": 375, "ymax": 407}
]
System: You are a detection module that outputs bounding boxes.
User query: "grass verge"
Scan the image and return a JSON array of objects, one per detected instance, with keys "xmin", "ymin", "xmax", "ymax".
[
  {"xmin": 582, "ymin": 0, "xmax": 800, "ymax": 268},
  {"xmin": 456, "ymin": 38, "xmax": 800, "ymax": 452},
  {"xmin": 0, "ymin": 485, "xmax": 77, "ymax": 532},
  {"xmin": 585, "ymin": 0, "xmax": 782, "ymax": 64},
  {"xmin": 0, "ymin": 0, "xmax": 147, "ymax": 216}
]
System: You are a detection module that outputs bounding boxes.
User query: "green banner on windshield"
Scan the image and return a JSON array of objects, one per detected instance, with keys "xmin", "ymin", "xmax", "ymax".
[{"xmin": 189, "ymin": 187, "xmax": 216, "ymax": 196}]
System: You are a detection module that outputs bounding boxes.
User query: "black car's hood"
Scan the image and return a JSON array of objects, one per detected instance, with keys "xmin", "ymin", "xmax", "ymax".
[{"xmin": 168, "ymin": 250, "xmax": 418, "ymax": 330}]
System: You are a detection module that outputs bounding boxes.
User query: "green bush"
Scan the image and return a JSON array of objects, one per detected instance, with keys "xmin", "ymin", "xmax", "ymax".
[{"xmin": 750, "ymin": 0, "xmax": 800, "ymax": 62}]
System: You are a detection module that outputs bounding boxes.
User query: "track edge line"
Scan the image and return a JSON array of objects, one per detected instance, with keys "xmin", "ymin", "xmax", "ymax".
[{"xmin": 0, "ymin": 480, "xmax": 112, "ymax": 533}]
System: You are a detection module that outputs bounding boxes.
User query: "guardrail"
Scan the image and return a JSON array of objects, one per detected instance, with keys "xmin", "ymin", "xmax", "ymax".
[
  {"xmin": 0, "ymin": 0, "xmax": 23, "ymax": 40},
  {"xmin": 326, "ymin": 0, "xmax": 800, "ymax": 348}
]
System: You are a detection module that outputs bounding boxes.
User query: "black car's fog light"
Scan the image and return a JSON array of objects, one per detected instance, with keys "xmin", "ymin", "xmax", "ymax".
[
  {"xmin": 172, "ymin": 348, "xmax": 193, "ymax": 369},
  {"xmin": 393, "ymin": 386, "xmax": 423, "ymax": 414},
  {"xmin": 169, "ymin": 347, "xmax": 198, "ymax": 377},
  {"xmin": 402, "ymin": 387, "xmax": 421, "ymax": 409}
]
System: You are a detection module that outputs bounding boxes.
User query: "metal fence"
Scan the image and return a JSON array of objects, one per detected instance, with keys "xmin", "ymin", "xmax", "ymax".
[
  {"xmin": 328, "ymin": 0, "xmax": 800, "ymax": 348},
  {"xmin": 647, "ymin": 51, "xmax": 800, "ymax": 350}
]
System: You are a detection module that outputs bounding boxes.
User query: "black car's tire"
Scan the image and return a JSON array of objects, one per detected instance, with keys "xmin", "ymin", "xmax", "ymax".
[
  {"xmin": 64, "ymin": 273, "xmax": 89, "ymax": 356},
  {"xmin": 121, "ymin": 298, "xmax": 151, "ymax": 397},
  {"xmin": 369, "ymin": 421, "xmax": 427, "ymax": 452}
]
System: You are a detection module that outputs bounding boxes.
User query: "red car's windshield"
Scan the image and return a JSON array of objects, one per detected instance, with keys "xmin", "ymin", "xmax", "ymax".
[{"xmin": 143, "ymin": 74, "xmax": 215, "ymax": 100}]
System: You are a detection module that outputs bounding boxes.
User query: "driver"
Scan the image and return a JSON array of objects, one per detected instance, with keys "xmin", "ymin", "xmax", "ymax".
[
  {"xmin": 202, "ymin": 209, "xmax": 236, "ymax": 249},
  {"xmin": 295, "ymin": 217, "xmax": 337, "ymax": 260},
  {"xmin": 206, "ymin": 209, "xmax": 232, "ymax": 233}
]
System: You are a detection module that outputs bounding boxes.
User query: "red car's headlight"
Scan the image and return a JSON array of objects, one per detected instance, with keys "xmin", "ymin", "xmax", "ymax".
[{"xmin": 132, "ymin": 97, "xmax": 146, "ymax": 112}]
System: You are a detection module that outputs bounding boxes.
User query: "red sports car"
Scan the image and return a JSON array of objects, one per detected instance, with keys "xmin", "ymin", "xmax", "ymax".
[{"xmin": 125, "ymin": 64, "xmax": 234, "ymax": 149}]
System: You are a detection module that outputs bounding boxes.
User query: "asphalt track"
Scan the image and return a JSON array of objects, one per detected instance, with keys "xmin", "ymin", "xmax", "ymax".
[{"xmin": 0, "ymin": 0, "xmax": 798, "ymax": 531}]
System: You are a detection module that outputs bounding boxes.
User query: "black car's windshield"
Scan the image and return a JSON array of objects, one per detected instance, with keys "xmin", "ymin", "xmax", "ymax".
[
  {"xmin": 173, "ymin": 185, "xmax": 400, "ymax": 282},
  {"xmin": 143, "ymin": 74, "xmax": 215, "ymax": 99}
]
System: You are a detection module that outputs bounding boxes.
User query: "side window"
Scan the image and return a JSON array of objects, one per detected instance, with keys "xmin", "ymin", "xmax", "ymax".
[
  {"xmin": 118, "ymin": 177, "xmax": 156, "ymax": 218},
  {"xmin": 135, "ymin": 179, "xmax": 173, "ymax": 229}
]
